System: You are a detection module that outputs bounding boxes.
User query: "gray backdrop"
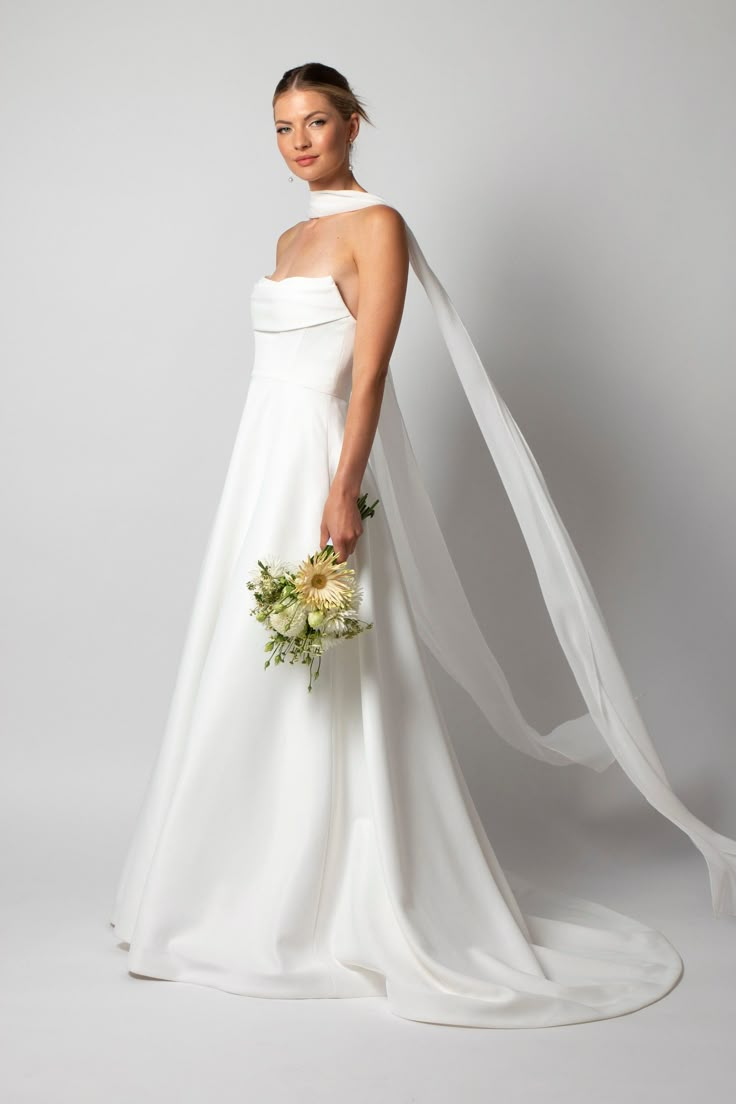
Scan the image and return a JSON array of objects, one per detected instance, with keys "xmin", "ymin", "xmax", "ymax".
[{"xmin": 1, "ymin": 1, "xmax": 734, "ymax": 1101}]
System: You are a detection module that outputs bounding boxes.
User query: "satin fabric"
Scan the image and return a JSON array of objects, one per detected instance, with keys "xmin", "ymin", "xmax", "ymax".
[
  {"xmin": 307, "ymin": 188, "xmax": 736, "ymax": 917},
  {"xmin": 111, "ymin": 269, "xmax": 687, "ymax": 1027}
]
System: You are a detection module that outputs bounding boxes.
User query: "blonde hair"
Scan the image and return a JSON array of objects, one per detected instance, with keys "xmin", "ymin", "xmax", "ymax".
[{"xmin": 273, "ymin": 63, "xmax": 374, "ymax": 128}]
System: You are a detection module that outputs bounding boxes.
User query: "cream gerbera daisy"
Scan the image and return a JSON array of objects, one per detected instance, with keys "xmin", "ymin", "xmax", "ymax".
[{"xmin": 293, "ymin": 549, "xmax": 356, "ymax": 611}]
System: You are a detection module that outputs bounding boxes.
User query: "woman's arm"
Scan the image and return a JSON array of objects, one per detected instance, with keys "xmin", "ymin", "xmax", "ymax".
[{"xmin": 320, "ymin": 206, "xmax": 409, "ymax": 561}]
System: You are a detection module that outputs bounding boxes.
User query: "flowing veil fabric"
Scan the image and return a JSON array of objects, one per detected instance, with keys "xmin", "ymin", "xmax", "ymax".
[{"xmin": 308, "ymin": 187, "xmax": 736, "ymax": 916}]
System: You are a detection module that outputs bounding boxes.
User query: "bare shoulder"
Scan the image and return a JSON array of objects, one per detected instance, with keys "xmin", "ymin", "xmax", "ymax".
[
  {"xmin": 276, "ymin": 220, "xmax": 304, "ymax": 250},
  {"xmin": 356, "ymin": 203, "xmax": 407, "ymax": 241},
  {"xmin": 353, "ymin": 204, "xmax": 409, "ymax": 276}
]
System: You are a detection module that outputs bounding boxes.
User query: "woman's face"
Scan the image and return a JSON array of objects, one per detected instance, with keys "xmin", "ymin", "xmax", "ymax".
[{"xmin": 273, "ymin": 89, "xmax": 356, "ymax": 183}]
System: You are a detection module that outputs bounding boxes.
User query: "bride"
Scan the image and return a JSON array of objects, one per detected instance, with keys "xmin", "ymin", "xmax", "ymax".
[{"xmin": 110, "ymin": 62, "xmax": 735, "ymax": 1029}]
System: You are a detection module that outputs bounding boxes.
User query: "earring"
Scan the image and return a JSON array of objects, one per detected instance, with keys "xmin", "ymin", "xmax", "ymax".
[
  {"xmin": 348, "ymin": 140, "xmax": 354, "ymax": 173},
  {"xmin": 287, "ymin": 172, "xmax": 293, "ymax": 182}
]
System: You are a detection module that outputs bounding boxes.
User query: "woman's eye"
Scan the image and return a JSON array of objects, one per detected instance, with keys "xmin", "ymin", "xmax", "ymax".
[{"xmin": 276, "ymin": 120, "xmax": 324, "ymax": 135}]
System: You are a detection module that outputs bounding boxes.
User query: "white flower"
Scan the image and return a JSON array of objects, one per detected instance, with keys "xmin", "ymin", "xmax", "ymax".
[
  {"xmin": 269, "ymin": 602, "xmax": 308, "ymax": 638},
  {"xmin": 248, "ymin": 554, "xmax": 290, "ymax": 586},
  {"xmin": 321, "ymin": 608, "xmax": 358, "ymax": 636}
]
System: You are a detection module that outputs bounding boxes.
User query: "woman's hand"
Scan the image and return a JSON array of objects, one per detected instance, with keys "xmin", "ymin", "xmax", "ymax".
[{"xmin": 320, "ymin": 485, "xmax": 363, "ymax": 563}]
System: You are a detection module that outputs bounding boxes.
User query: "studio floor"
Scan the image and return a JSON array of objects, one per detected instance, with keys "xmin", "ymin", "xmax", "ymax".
[{"xmin": 2, "ymin": 779, "xmax": 734, "ymax": 1104}]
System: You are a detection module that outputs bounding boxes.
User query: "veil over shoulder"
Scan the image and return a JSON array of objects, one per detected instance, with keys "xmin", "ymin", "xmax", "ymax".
[{"xmin": 308, "ymin": 187, "xmax": 736, "ymax": 916}]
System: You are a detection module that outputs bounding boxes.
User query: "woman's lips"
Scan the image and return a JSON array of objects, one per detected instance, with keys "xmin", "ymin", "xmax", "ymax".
[{"xmin": 296, "ymin": 156, "xmax": 317, "ymax": 164}]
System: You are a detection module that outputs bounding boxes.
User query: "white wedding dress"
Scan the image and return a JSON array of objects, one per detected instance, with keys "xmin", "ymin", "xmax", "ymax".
[{"xmin": 110, "ymin": 188, "xmax": 735, "ymax": 1028}]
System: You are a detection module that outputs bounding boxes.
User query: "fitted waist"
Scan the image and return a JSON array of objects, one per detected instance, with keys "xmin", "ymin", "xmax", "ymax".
[
  {"xmin": 250, "ymin": 366, "xmax": 351, "ymax": 402},
  {"xmin": 251, "ymin": 322, "xmax": 354, "ymax": 402}
]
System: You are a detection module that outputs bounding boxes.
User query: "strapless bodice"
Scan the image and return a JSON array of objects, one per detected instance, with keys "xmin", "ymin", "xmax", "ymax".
[{"xmin": 249, "ymin": 276, "xmax": 356, "ymax": 402}]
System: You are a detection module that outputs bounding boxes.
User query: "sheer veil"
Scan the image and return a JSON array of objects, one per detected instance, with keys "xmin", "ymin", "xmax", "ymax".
[{"xmin": 307, "ymin": 187, "xmax": 736, "ymax": 916}]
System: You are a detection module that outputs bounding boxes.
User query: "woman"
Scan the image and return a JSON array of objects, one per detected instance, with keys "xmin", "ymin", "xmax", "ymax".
[{"xmin": 110, "ymin": 63, "xmax": 735, "ymax": 1028}]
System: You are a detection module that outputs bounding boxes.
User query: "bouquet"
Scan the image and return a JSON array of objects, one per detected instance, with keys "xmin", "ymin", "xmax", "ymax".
[{"xmin": 246, "ymin": 492, "xmax": 379, "ymax": 691}]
